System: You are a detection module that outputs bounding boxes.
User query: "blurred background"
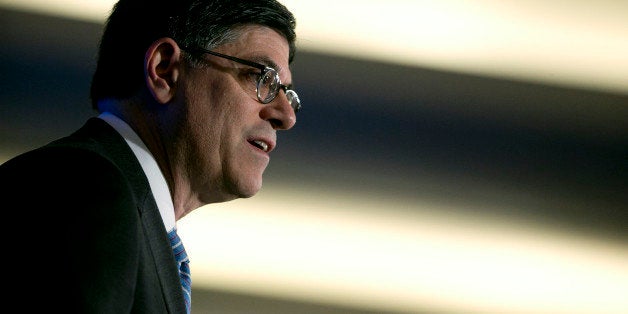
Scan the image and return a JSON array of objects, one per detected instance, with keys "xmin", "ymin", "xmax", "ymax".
[{"xmin": 1, "ymin": 1, "xmax": 627, "ymax": 313}]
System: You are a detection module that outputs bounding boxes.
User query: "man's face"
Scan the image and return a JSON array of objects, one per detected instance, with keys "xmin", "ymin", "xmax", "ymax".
[{"xmin": 176, "ymin": 25, "xmax": 296, "ymax": 204}]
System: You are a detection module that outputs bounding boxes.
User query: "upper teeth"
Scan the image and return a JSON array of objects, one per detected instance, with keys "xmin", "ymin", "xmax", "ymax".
[{"xmin": 254, "ymin": 140, "xmax": 268, "ymax": 152}]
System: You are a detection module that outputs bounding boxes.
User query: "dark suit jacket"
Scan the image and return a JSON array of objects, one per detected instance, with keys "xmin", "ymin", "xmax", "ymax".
[{"xmin": 1, "ymin": 118, "xmax": 187, "ymax": 313}]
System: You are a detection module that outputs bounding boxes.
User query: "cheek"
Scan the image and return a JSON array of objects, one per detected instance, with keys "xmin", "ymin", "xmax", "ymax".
[
  {"xmin": 178, "ymin": 82, "xmax": 226, "ymax": 175},
  {"xmin": 182, "ymin": 72, "xmax": 266, "ymax": 196},
  {"xmin": 220, "ymin": 107, "xmax": 269, "ymax": 197}
]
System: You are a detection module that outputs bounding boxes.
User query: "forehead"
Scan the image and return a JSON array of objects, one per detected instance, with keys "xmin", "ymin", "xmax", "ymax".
[{"xmin": 216, "ymin": 25, "xmax": 291, "ymax": 76}]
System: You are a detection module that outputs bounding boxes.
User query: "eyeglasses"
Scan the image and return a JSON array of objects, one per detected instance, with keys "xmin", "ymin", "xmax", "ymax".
[{"xmin": 181, "ymin": 46, "xmax": 301, "ymax": 113}]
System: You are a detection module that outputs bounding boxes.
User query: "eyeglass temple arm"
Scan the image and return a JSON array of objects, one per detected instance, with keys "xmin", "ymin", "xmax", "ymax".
[{"xmin": 180, "ymin": 45, "xmax": 267, "ymax": 71}]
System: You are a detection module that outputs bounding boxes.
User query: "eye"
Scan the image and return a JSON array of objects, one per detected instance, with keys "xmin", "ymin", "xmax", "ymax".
[{"xmin": 242, "ymin": 70, "xmax": 261, "ymax": 85}]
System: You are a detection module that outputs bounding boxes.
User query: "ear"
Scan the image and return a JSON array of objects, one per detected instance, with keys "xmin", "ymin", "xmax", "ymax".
[{"xmin": 145, "ymin": 37, "xmax": 182, "ymax": 104}]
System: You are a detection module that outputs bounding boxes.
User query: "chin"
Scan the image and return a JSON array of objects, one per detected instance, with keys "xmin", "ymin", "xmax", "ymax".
[
  {"xmin": 228, "ymin": 175, "xmax": 264, "ymax": 200},
  {"xmin": 199, "ymin": 178, "xmax": 262, "ymax": 204},
  {"xmin": 238, "ymin": 181, "xmax": 263, "ymax": 198}
]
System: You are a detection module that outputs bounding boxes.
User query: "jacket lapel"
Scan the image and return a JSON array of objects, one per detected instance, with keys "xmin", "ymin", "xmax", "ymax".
[
  {"xmin": 137, "ymin": 194, "xmax": 188, "ymax": 314},
  {"xmin": 78, "ymin": 118, "xmax": 188, "ymax": 313}
]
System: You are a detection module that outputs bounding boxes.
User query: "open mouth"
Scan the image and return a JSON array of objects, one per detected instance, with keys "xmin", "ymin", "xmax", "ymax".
[{"xmin": 249, "ymin": 139, "xmax": 269, "ymax": 152}]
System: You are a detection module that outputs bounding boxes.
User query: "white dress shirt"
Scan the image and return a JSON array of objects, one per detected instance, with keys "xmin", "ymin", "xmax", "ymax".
[{"xmin": 98, "ymin": 112, "xmax": 176, "ymax": 232}]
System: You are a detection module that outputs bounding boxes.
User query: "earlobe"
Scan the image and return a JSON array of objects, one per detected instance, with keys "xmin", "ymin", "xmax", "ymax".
[{"xmin": 145, "ymin": 38, "xmax": 181, "ymax": 104}]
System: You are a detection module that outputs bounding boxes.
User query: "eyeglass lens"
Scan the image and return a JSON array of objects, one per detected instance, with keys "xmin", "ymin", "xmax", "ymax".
[
  {"xmin": 257, "ymin": 69, "xmax": 280, "ymax": 103},
  {"xmin": 256, "ymin": 68, "xmax": 300, "ymax": 113}
]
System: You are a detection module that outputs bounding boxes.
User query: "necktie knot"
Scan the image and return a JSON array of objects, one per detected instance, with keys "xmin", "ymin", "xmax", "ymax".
[{"xmin": 168, "ymin": 228, "xmax": 191, "ymax": 314}]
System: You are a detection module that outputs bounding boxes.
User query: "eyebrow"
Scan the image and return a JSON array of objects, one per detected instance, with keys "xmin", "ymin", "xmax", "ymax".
[
  {"xmin": 248, "ymin": 55, "xmax": 292, "ymax": 86},
  {"xmin": 248, "ymin": 56, "xmax": 283, "ymax": 74}
]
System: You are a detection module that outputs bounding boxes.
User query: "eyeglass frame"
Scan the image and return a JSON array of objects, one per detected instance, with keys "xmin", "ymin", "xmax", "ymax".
[{"xmin": 179, "ymin": 45, "xmax": 301, "ymax": 113}]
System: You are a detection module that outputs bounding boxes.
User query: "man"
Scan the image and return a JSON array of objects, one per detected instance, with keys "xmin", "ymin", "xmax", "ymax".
[{"xmin": 0, "ymin": 0, "xmax": 299, "ymax": 313}]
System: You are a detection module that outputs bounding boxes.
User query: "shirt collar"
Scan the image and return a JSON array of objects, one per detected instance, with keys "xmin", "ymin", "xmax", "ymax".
[{"xmin": 98, "ymin": 112, "xmax": 176, "ymax": 232}]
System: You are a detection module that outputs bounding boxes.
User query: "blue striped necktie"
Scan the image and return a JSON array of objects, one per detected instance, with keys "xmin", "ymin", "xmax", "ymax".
[{"xmin": 168, "ymin": 228, "xmax": 191, "ymax": 314}]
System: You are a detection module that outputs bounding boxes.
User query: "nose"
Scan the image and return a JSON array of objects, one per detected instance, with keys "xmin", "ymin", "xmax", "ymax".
[{"xmin": 260, "ymin": 91, "xmax": 296, "ymax": 130}]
